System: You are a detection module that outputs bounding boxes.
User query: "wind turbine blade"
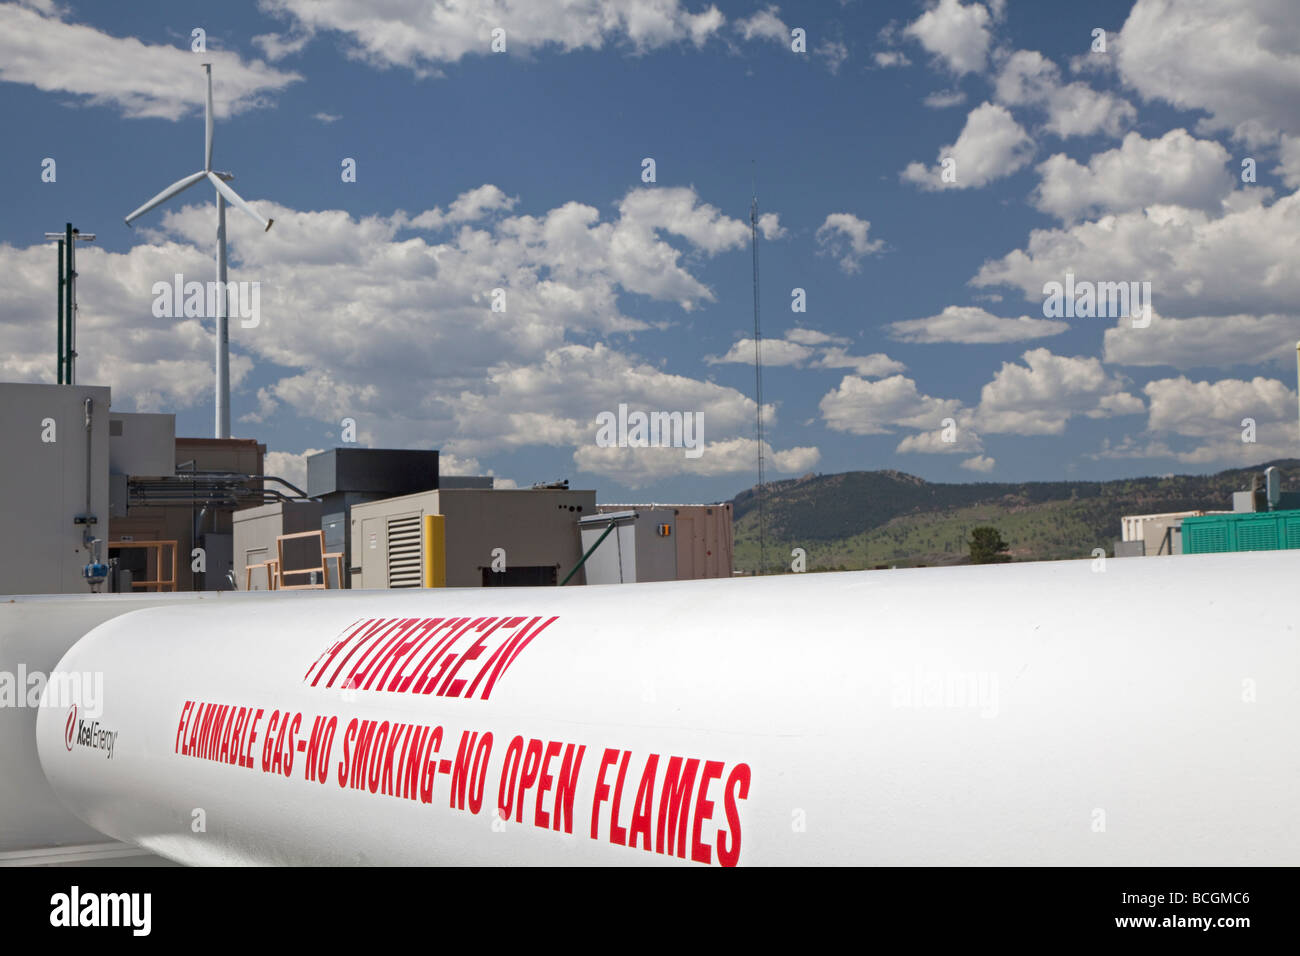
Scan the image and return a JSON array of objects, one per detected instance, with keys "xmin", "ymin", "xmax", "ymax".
[
  {"xmin": 124, "ymin": 170, "xmax": 208, "ymax": 225},
  {"xmin": 204, "ymin": 64, "xmax": 214, "ymax": 171},
  {"xmin": 206, "ymin": 171, "xmax": 273, "ymax": 231}
]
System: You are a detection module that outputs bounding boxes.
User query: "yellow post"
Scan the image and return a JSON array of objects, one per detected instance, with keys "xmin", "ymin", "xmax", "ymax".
[{"xmin": 423, "ymin": 513, "xmax": 446, "ymax": 588}]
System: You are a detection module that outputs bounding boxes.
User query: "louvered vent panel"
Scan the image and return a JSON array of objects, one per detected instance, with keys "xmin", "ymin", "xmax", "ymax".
[
  {"xmin": 387, "ymin": 515, "xmax": 423, "ymax": 588},
  {"xmin": 1188, "ymin": 525, "xmax": 1227, "ymax": 553},
  {"xmin": 1237, "ymin": 523, "xmax": 1275, "ymax": 551}
]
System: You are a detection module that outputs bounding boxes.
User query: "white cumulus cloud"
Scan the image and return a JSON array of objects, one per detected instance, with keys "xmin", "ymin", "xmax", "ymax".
[
  {"xmin": 901, "ymin": 102, "xmax": 1034, "ymax": 190},
  {"xmin": 903, "ymin": 0, "xmax": 993, "ymax": 76},
  {"xmin": 815, "ymin": 213, "xmax": 885, "ymax": 273}
]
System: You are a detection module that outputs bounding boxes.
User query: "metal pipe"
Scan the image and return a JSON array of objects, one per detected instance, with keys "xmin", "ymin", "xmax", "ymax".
[
  {"xmin": 83, "ymin": 397, "xmax": 93, "ymax": 519},
  {"xmin": 56, "ymin": 238, "xmax": 64, "ymax": 384},
  {"xmin": 35, "ymin": 552, "xmax": 1300, "ymax": 866}
]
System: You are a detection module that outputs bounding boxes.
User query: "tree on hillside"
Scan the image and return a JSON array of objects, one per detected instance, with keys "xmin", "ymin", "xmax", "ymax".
[{"xmin": 968, "ymin": 526, "xmax": 1011, "ymax": 564}]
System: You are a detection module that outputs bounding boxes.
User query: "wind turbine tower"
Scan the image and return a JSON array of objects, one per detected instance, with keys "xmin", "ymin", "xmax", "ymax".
[{"xmin": 124, "ymin": 63, "xmax": 273, "ymax": 439}]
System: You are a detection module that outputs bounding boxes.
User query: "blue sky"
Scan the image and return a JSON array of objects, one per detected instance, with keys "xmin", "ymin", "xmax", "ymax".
[{"xmin": 2, "ymin": 0, "xmax": 1298, "ymax": 501}]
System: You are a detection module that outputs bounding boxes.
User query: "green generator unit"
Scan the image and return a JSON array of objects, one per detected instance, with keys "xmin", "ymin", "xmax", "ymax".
[{"xmin": 1181, "ymin": 510, "xmax": 1300, "ymax": 553}]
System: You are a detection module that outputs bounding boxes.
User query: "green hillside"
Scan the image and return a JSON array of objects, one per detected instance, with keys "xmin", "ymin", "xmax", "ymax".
[{"xmin": 730, "ymin": 460, "xmax": 1300, "ymax": 573}]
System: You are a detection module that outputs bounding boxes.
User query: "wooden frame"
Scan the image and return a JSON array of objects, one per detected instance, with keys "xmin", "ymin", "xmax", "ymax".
[
  {"xmin": 277, "ymin": 530, "xmax": 328, "ymax": 590},
  {"xmin": 107, "ymin": 540, "xmax": 178, "ymax": 592},
  {"xmin": 244, "ymin": 559, "xmax": 280, "ymax": 591}
]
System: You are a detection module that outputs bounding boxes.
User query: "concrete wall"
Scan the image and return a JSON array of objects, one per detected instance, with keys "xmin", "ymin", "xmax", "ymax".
[{"xmin": 0, "ymin": 383, "xmax": 112, "ymax": 595}]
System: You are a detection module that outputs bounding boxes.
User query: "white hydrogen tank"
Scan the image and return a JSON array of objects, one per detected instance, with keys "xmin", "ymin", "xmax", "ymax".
[{"xmin": 35, "ymin": 552, "xmax": 1300, "ymax": 866}]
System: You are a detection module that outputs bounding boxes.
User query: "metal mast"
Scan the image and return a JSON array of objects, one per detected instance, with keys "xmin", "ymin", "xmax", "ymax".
[
  {"xmin": 750, "ymin": 189, "xmax": 767, "ymax": 576},
  {"xmin": 46, "ymin": 224, "xmax": 95, "ymax": 384}
]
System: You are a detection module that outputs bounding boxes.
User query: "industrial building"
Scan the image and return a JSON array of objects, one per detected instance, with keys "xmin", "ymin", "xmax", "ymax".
[
  {"xmin": 348, "ymin": 484, "xmax": 597, "ymax": 587},
  {"xmin": 1, "ymin": 381, "xmax": 734, "ymax": 595},
  {"xmin": 0, "ymin": 382, "xmax": 301, "ymax": 595},
  {"xmin": 1116, "ymin": 465, "xmax": 1300, "ymax": 557},
  {"xmin": 1114, "ymin": 511, "xmax": 1223, "ymax": 557},
  {"xmin": 235, "ymin": 470, "xmax": 736, "ymax": 590}
]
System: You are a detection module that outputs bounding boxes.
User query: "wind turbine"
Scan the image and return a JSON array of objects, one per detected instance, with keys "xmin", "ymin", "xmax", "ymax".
[{"xmin": 124, "ymin": 63, "xmax": 273, "ymax": 439}]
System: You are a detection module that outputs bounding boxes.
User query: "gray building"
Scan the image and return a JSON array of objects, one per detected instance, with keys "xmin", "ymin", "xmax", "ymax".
[{"xmin": 0, "ymin": 382, "xmax": 112, "ymax": 594}]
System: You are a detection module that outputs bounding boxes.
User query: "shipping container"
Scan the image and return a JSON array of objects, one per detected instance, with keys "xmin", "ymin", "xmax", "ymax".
[{"xmin": 1180, "ymin": 509, "xmax": 1300, "ymax": 554}]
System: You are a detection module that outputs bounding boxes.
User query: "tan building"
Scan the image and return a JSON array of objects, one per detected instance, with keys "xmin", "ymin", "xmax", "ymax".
[{"xmin": 349, "ymin": 486, "xmax": 596, "ymax": 588}]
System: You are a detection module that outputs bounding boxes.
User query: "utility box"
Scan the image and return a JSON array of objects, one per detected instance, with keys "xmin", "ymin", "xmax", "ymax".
[
  {"xmin": 198, "ymin": 532, "xmax": 234, "ymax": 589},
  {"xmin": 1113, "ymin": 539, "xmax": 1145, "ymax": 558},
  {"xmin": 350, "ymin": 486, "xmax": 594, "ymax": 588},
  {"xmin": 322, "ymin": 512, "xmax": 347, "ymax": 565},
  {"xmin": 1182, "ymin": 510, "xmax": 1300, "ymax": 554}
]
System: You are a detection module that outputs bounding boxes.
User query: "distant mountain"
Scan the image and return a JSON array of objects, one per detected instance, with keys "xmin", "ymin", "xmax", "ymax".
[{"xmin": 729, "ymin": 460, "xmax": 1300, "ymax": 573}]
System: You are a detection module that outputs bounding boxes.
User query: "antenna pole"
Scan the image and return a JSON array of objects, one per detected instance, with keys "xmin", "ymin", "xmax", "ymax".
[{"xmin": 751, "ymin": 182, "xmax": 767, "ymax": 576}]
